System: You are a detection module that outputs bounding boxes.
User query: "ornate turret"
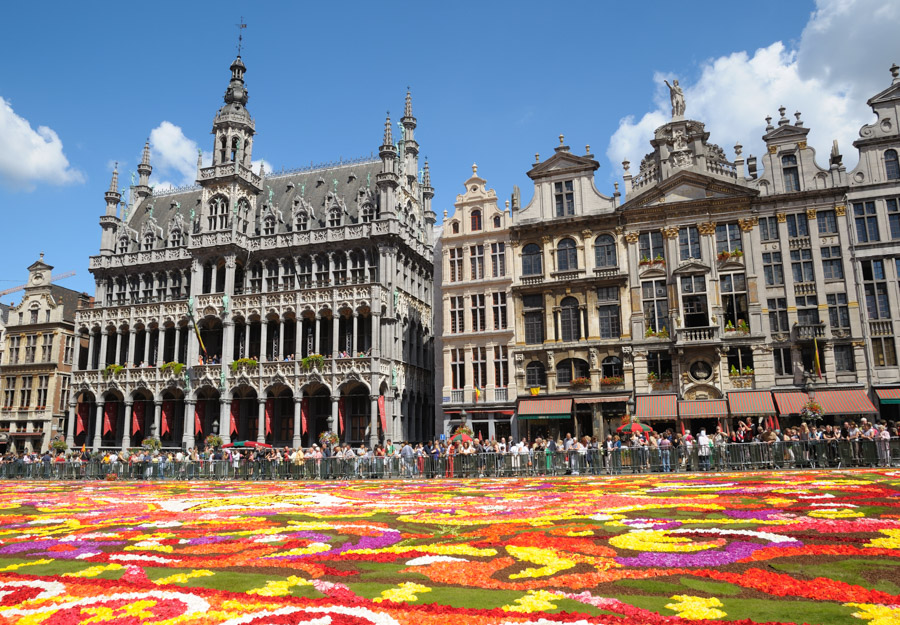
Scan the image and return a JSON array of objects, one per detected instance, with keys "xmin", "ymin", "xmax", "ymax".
[
  {"xmin": 135, "ymin": 140, "xmax": 152, "ymax": 199},
  {"xmin": 422, "ymin": 159, "xmax": 436, "ymax": 246},
  {"xmin": 400, "ymin": 90, "xmax": 419, "ymax": 185},
  {"xmin": 99, "ymin": 165, "xmax": 123, "ymax": 256},
  {"xmin": 377, "ymin": 113, "xmax": 399, "ymax": 219},
  {"xmin": 105, "ymin": 164, "xmax": 121, "ymax": 216}
]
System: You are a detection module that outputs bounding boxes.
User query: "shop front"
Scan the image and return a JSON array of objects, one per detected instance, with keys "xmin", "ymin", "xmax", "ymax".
[
  {"xmin": 727, "ymin": 390, "xmax": 777, "ymax": 432},
  {"xmin": 678, "ymin": 399, "xmax": 729, "ymax": 437},
  {"xmin": 874, "ymin": 387, "xmax": 900, "ymax": 423},
  {"xmin": 517, "ymin": 398, "xmax": 573, "ymax": 442},
  {"xmin": 634, "ymin": 394, "xmax": 678, "ymax": 435}
]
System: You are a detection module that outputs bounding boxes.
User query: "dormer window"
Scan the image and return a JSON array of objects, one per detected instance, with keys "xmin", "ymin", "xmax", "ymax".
[
  {"xmin": 142, "ymin": 233, "xmax": 154, "ymax": 251},
  {"xmin": 554, "ymin": 180, "xmax": 574, "ymax": 217},
  {"xmin": 782, "ymin": 154, "xmax": 800, "ymax": 192},
  {"xmin": 169, "ymin": 229, "xmax": 182, "ymax": 247},
  {"xmin": 329, "ymin": 208, "xmax": 342, "ymax": 227},
  {"xmin": 493, "ymin": 215, "xmax": 501, "ymax": 228},
  {"xmin": 263, "ymin": 216, "xmax": 276, "ymax": 236},
  {"xmin": 208, "ymin": 196, "xmax": 228, "ymax": 231},
  {"xmin": 361, "ymin": 206, "xmax": 374, "ymax": 223},
  {"xmin": 885, "ymin": 149, "xmax": 900, "ymax": 181},
  {"xmin": 471, "ymin": 209, "xmax": 482, "ymax": 231},
  {"xmin": 452, "ymin": 222, "xmax": 460, "ymax": 234},
  {"xmin": 296, "ymin": 211, "xmax": 308, "ymax": 231},
  {"xmin": 117, "ymin": 237, "xmax": 129, "ymax": 254}
]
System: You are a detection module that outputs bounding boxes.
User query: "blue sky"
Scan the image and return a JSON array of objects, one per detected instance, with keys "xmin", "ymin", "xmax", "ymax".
[{"xmin": 1, "ymin": 0, "xmax": 897, "ymax": 300}]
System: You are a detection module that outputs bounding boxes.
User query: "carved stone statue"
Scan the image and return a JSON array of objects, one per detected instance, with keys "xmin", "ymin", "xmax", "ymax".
[{"xmin": 664, "ymin": 79, "xmax": 686, "ymax": 118}]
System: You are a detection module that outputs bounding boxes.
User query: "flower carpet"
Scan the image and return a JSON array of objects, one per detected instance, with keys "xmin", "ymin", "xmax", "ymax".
[{"xmin": 1, "ymin": 470, "xmax": 899, "ymax": 624}]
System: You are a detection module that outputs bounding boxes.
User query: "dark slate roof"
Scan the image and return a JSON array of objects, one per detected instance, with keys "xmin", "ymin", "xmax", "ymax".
[
  {"xmin": 0, "ymin": 303, "xmax": 9, "ymax": 324},
  {"xmin": 126, "ymin": 157, "xmax": 382, "ymax": 237},
  {"xmin": 49, "ymin": 285, "xmax": 89, "ymax": 323}
]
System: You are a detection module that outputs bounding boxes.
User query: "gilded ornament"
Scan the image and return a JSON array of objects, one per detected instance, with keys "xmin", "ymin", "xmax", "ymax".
[
  {"xmin": 624, "ymin": 232, "xmax": 640, "ymax": 243},
  {"xmin": 661, "ymin": 227, "xmax": 679, "ymax": 239},
  {"xmin": 697, "ymin": 222, "xmax": 717, "ymax": 236},
  {"xmin": 776, "ymin": 213, "xmax": 786, "ymax": 223},
  {"xmin": 806, "ymin": 208, "xmax": 817, "ymax": 220},
  {"xmin": 835, "ymin": 205, "xmax": 846, "ymax": 216}
]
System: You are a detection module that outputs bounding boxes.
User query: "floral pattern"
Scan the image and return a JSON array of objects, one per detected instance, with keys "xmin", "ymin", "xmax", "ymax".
[{"xmin": 0, "ymin": 469, "xmax": 898, "ymax": 624}]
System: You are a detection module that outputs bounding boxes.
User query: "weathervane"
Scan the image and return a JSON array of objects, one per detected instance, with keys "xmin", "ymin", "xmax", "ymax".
[{"xmin": 236, "ymin": 17, "xmax": 247, "ymax": 55}]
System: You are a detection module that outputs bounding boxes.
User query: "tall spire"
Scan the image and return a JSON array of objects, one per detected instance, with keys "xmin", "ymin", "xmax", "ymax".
[
  {"xmin": 224, "ymin": 56, "xmax": 249, "ymax": 107},
  {"xmin": 136, "ymin": 139, "xmax": 152, "ymax": 198},
  {"xmin": 108, "ymin": 163, "xmax": 119, "ymax": 193},
  {"xmin": 423, "ymin": 159, "xmax": 431, "ymax": 187},
  {"xmin": 404, "ymin": 89, "xmax": 413, "ymax": 118},
  {"xmin": 105, "ymin": 164, "xmax": 122, "ymax": 217},
  {"xmin": 383, "ymin": 112, "xmax": 393, "ymax": 145}
]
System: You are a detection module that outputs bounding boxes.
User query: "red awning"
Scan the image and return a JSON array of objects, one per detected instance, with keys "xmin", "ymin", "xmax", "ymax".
[
  {"xmin": 815, "ymin": 390, "xmax": 877, "ymax": 415},
  {"xmin": 728, "ymin": 391, "xmax": 776, "ymax": 416},
  {"xmin": 518, "ymin": 398, "xmax": 573, "ymax": 420},
  {"xmin": 635, "ymin": 394, "xmax": 677, "ymax": 420},
  {"xmin": 574, "ymin": 395, "xmax": 630, "ymax": 404},
  {"xmin": 773, "ymin": 392, "xmax": 809, "ymax": 416},
  {"xmin": 875, "ymin": 388, "xmax": 900, "ymax": 404},
  {"xmin": 678, "ymin": 399, "xmax": 729, "ymax": 418},
  {"xmin": 444, "ymin": 409, "xmax": 514, "ymax": 415}
]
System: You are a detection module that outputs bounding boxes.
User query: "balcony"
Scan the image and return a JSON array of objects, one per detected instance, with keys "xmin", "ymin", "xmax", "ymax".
[
  {"xmin": 593, "ymin": 267, "xmax": 626, "ymax": 280},
  {"xmin": 519, "ymin": 275, "xmax": 544, "ymax": 286},
  {"xmin": 788, "ymin": 236, "xmax": 812, "ymax": 250},
  {"xmin": 870, "ymin": 320, "xmax": 894, "ymax": 336},
  {"xmin": 729, "ymin": 374, "xmax": 756, "ymax": 389},
  {"xmin": 451, "ymin": 390, "xmax": 464, "ymax": 403},
  {"xmin": 675, "ymin": 325, "xmax": 720, "ymax": 344},
  {"xmin": 795, "ymin": 323, "xmax": 826, "ymax": 340},
  {"xmin": 493, "ymin": 387, "xmax": 508, "ymax": 402},
  {"xmin": 794, "ymin": 282, "xmax": 816, "ymax": 296},
  {"xmin": 551, "ymin": 269, "xmax": 586, "ymax": 281}
]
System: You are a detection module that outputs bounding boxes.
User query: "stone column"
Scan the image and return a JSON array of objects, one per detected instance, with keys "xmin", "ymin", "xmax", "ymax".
[
  {"xmin": 352, "ymin": 312, "xmax": 359, "ymax": 354},
  {"xmin": 223, "ymin": 320, "xmax": 234, "ymax": 367},
  {"xmin": 244, "ymin": 323, "xmax": 251, "ymax": 359},
  {"xmin": 143, "ymin": 330, "xmax": 151, "ymax": 366},
  {"xmin": 292, "ymin": 394, "xmax": 303, "ymax": 448},
  {"xmin": 260, "ymin": 321, "xmax": 268, "ymax": 361},
  {"xmin": 183, "ymin": 400, "xmax": 196, "ymax": 450},
  {"xmin": 153, "ymin": 400, "xmax": 162, "ymax": 439},
  {"xmin": 122, "ymin": 400, "xmax": 133, "ymax": 449},
  {"xmin": 87, "ymin": 331, "xmax": 96, "ymax": 369},
  {"xmin": 329, "ymin": 395, "xmax": 338, "ymax": 434},
  {"xmin": 257, "ymin": 397, "xmax": 266, "ymax": 443},
  {"xmin": 313, "ymin": 316, "xmax": 320, "ymax": 354},
  {"xmin": 224, "ymin": 255, "xmax": 236, "ymax": 294},
  {"xmin": 173, "ymin": 326, "xmax": 182, "ymax": 363},
  {"xmin": 332, "ymin": 314, "xmax": 340, "ymax": 356},
  {"xmin": 66, "ymin": 401, "xmax": 77, "ymax": 447},
  {"xmin": 126, "ymin": 330, "xmax": 135, "ymax": 366},
  {"xmin": 278, "ymin": 319, "xmax": 285, "ymax": 360},
  {"xmin": 371, "ymin": 312, "xmax": 381, "ymax": 357},
  {"xmin": 369, "ymin": 394, "xmax": 379, "ymax": 447},
  {"xmin": 156, "ymin": 330, "xmax": 165, "ymax": 367},
  {"xmin": 99, "ymin": 332, "xmax": 108, "ymax": 368},
  {"xmin": 211, "ymin": 264, "xmax": 218, "ymax": 293},
  {"xmin": 219, "ymin": 399, "xmax": 232, "ymax": 446},
  {"xmin": 114, "ymin": 330, "xmax": 123, "ymax": 365},
  {"xmin": 92, "ymin": 402, "xmax": 104, "ymax": 451}
]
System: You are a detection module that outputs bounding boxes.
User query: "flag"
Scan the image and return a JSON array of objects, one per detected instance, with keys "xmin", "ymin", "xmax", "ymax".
[
  {"xmin": 474, "ymin": 386, "xmax": 480, "ymax": 403},
  {"xmin": 81, "ymin": 443, "xmax": 85, "ymax": 454},
  {"xmin": 161, "ymin": 401, "xmax": 174, "ymax": 436},
  {"xmin": 76, "ymin": 403, "xmax": 88, "ymax": 436},
  {"xmin": 132, "ymin": 401, "xmax": 144, "ymax": 433},
  {"xmin": 265, "ymin": 398, "xmax": 274, "ymax": 435},
  {"xmin": 338, "ymin": 397, "xmax": 345, "ymax": 434},
  {"xmin": 814, "ymin": 337, "xmax": 823, "ymax": 379},
  {"xmin": 301, "ymin": 397, "xmax": 309, "ymax": 434},
  {"xmin": 103, "ymin": 402, "xmax": 115, "ymax": 436},
  {"xmin": 195, "ymin": 401, "xmax": 204, "ymax": 435},
  {"xmin": 377, "ymin": 395, "xmax": 386, "ymax": 432},
  {"xmin": 230, "ymin": 399, "xmax": 239, "ymax": 436}
]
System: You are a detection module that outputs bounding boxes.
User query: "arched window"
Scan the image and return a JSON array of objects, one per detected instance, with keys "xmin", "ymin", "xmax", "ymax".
[
  {"xmin": 117, "ymin": 236, "xmax": 129, "ymax": 254},
  {"xmin": 594, "ymin": 234, "xmax": 616, "ymax": 268},
  {"xmin": 230, "ymin": 136, "xmax": 239, "ymax": 162},
  {"xmin": 556, "ymin": 358, "xmax": 589, "ymax": 385},
  {"xmin": 263, "ymin": 216, "xmax": 276, "ymax": 236},
  {"xmin": 208, "ymin": 196, "xmax": 228, "ymax": 231},
  {"xmin": 329, "ymin": 208, "xmax": 342, "ymax": 227},
  {"xmin": 782, "ymin": 154, "xmax": 800, "ymax": 192},
  {"xmin": 525, "ymin": 361, "xmax": 547, "ymax": 387},
  {"xmin": 493, "ymin": 215, "xmax": 501, "ymax": 228},
  {"xmin": 452, "ymin": 222, "xmax": 460, "ymax": 234},
  {"xmin": 885, "ymin": 149, "xmax": 900, "ymax": 181},
  {"xmin": 142, "ymin": 233, "xmax": 154, "ymax": 251},
  {"xmin": 471, "ymin": 209, "xmax": 482, "ymax": 231},
  {"xmin": 295, "ymin": 210, "xmax": 308, "ymax": 231},
  {"xmin": 219, "ymin": 135, "xmax": 227, "ymax": 165},
  {"xmin": 522, "ymin": 243, "xmax": 542, "ymax": 275},
  {"xmin": 169, "ymin": 229, "xmax": 182, "ymax": 247},
  {"xmin": 361, "ymin": 205, "xmax": 374, "ymax": 223},
  {"xmin": 559, "ymin": 296, "xmax": 581, "ymax": 342},
  {"xmin": 557, "ymin": 238, "xmax": 578, "ymax": 271},
  {"xmin": 601, "ymin": 356, "xmax": 623, "ymax": 378},
  {"xmin": 236, "ymin": 198, "xmax": 250, "ymax": 234}
]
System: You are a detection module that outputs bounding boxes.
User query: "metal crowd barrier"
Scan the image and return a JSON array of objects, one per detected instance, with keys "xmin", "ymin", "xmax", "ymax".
[{"xmin": 1, "ymin": 439, "xmax": 897, "ymax": 481}]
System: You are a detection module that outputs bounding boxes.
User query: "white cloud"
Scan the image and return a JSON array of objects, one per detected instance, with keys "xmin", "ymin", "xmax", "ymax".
[
  {"xmin": 149, "ymin": 121, "xmax": 200, "ymax": 186},
  {"xmin": 606, "ymin": 0, "xmax": 900, "ymax": 177},
  {"xmin": 0, "ymin": 97, "xmax": 83, "ymax": 191},
  {"xmin": 252, "ymin": 159, "xmax": 272, "ymax": 175}
]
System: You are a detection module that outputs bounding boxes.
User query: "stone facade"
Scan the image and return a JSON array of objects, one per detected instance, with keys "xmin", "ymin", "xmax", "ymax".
[
  {"xmin": 70, "ymin": 55, "xmax": 435, "ymax": 451},
  {"xmin": 438, "ymin": 166, "xmax": 517, "ymax": 441},
  {"xmin": 1, "ymin": 257, "xmax": 89, "ymax": 452}
]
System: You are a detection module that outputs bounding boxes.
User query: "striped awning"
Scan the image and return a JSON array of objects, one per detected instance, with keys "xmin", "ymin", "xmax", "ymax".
[
  {"xmin": 517, "ymin": 398, "xmax": 572, "ymax": 420},
  {"xmin": 678, "ymin": 399, "xmax": 729, "ymax": 418},
  {"xmin": 875, "ymin": 388, "xmax": 900, "ymax": 405},
  {"xmin": 574, "ymin": 395, "xmax": 630, "ymax": 404},
  {"xmin": 635, "ymin": 394, "xmax": 678, "ymax": 420},
  {"xmin": 728, "ymin": 391, "xmax": 776, "ymax": 416},
  {"xmin": 773, "ymin": 392, "xmax": 809, "ymax": 416},
  {"xmin": 815, "ymin": 390, "xmax": 877, "ymax": 415}
]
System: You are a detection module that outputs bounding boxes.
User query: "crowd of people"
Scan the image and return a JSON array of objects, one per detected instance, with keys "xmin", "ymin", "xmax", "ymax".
[{"xmin": 1, "ymin": 417, "xmax": 896, "ymax": 480}]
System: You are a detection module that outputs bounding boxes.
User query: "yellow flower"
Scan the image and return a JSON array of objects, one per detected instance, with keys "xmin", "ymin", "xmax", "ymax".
[
  {"xmin": 263, "ymin": 542, "xmax": 331, "ymax": 558},
  {"xmin": 665, "ymin": 595, "xmax": 727, "ymax": 620},
  {"xmin": 506, "ymin": 545, "xmax": 576, "ymax": 579},
  {"xmin": 373, "ymin": 582, "xmax": 432, "ymax": 604},
  {"xmin": 502, "ymin": 590, "xmax": 563, "ymax": 613},
  {"xmin": 63, "ymin": 564, "xmax": 123, "ymax": 577},
  {"xmin": 80, "ymin": 600, "xmax": 157, "ymax": 624},
  {"xmin": 247, "ymin": 575, "xmax": 312, "ymax": 597},
  {"xmin": 865, "ymin": 529, "xmax": 900, "ymax": 549},
  {"xmin": 808, "ymin": 508, "xmax": 864, "ymax": 519},
  {"xmin": 610, "ymin": 530, "xmax": 719, "ymax": 553},
  {"xmin": 345, "ymin": 544, "xmax": 496, "ymax": 557},
  {"xmin": 0, "ymin": 558, "xmax": 54, "ymax": 572},
  {"xmin": 154, "ymin": 569, "xmax": 215, "ymax": 585},
  {"xmin": 845, "ymin": 602, "xmax": 900, "ymax": 625}
]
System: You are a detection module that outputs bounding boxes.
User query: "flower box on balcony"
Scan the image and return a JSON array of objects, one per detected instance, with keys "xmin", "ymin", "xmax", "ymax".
[
  {"xmin": 724, "ymin": 319, "xmax": 750, "ymax": 334},
  {"xmin": 717, "ymin": 249, "xmax": 744, "ymax": 263},
  {"xmin": 570, "ymin": 377, "xmax": 591, "ymax": 388},
  {"xmin": 639, "ymin": 255, "xmax": 666, "ymax": 267},
  {"xmin": 600, "ymin": 376, "xmax": 623, "ymax": 386},
  {"xmin": 644, "ymin": 326, "xmax": 670, "ymax": 339}
]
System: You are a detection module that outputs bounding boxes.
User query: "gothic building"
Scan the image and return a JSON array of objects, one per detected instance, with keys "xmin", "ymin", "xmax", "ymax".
[
  {"xmin": 2, "ymin": 257, "xmax": 87, "ymax": 452},
  {"xmin": 68, "ymin": 55, "xmax": 435, "ymax": 451}
]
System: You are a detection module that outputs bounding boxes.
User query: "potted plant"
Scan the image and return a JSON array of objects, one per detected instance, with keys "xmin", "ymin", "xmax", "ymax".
[
  {"xmin": 799, "ymin": 400, "xmax": 823, "ymax": 424},
  {"xmin": 725, "ymin": 320, "xmax": 736, "ymax": 332},
  {"xmin": 645, "ymin": 326, "xmax": 657, "ymax": 338},
  {"xmin": 159, "ymin": 361, "xmax": 186, "ymax": 376},
  {"xmin": 318, "ymin": 431, "xmax": 339, "ymax": 446},
  {"xmin": 736, "ymin": 319, "xmax": 750, "ymax": 333},
  {"xmin": 101, "ymin": 364, "xmax": 125, "ymax": 380},
  {"xmin": 653, "ymin": 254, "xmax": 666, "ymax": 265},
  {"xmin": 230, "ymin": 358, "xmax": 259, "ymax": 373},
  {"xmin": 732, "ymin": 249, "xmax": 744, "ymax": 259},
  {"xmin": 600, "ymin": 376, "xmax": 623, "ymax": 386},
  {"xmin": 50, "ymin": 437, "xmax": 68, "ymax": 453},
  {"xmin": 718, "ymin": 250, "xmax": 731, "ymax": 262},
  {"xmin": 301, "ymin": 353, "xmax": 325, "ymax": 371},
  {"xmin": 647, "ymin": 371, "xmax": 659, "ymax": 383},
  {"xmin": 741, "ymin": 366, "xmax": 754, "ymax": 376},
  {"xmin": 571, "ymin": 376, "xmax": 591, "ymax": 387},
  {"xmin": 142, "ymin": 436, "xmax": 162, "ymax": 452},
  {"xmin": 639, "ymin": 255, "xmax": 652, "ymax": 266},
  {"xmin": 205, "ymin": 434, "xmax": 223, "ymax": 449},
  {"xmin": 657, "ymin": 326, "xmax": 669, "ymax": 339}
]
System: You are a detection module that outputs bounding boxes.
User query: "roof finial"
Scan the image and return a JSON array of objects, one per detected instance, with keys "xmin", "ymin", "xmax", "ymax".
[
  {"xmin": 535, "ymin": 153, "xmax": 540, "ymax": 163},
  {"xmin": 559, "ymin": 134, "xmax": 565, "ymax": 145},
  {"xmin": 891, "ymin": 63, "xmax": 899, "ymax": 83},
  {"xmin": 109, "ymin": 163, "xmax": 119, "ymax": 193},
  {"xmin": 236, "ymin": 17, "xmax": 247, "ymax": 56},
  {"xmin": 404, "ymin": 88, "xmax": 413, "ymax": 118},
  {"xmin": 765, "ymin": 115, "xmax": 774, "ymax": 131},
  {"xmin": 778, "ymin": 105, "xmax": 788, "ymax": 125},
  {"xmin": 423, "ymin": 159, "xmax": 431, "ymax": 186},
  {"xmin": 140, "ymin": 139, "xmax": 151, "ymax": 166},
  {"xmin": 39, "ymin": 251, "xmax": 44, "ymax": 261},
  {"xmin": 794, "ymin": 110, "xmax": 803, "ymax": 127},
  {"xmin": 472, "ymin": 162, "xmax": 478, "ymax": 176},
  {"xmin": 383, "ymin": 112, "xmax": 392, "ymax": 144}
]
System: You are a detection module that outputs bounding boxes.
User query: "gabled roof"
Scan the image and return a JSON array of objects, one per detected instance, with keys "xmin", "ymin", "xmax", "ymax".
[
  {"xmin": 763, "ymin": 123, "xmax": 810, "ymax": 143},
  {"xmin": 526, "ymin": 148, "xmax": 599, "ymax": 180},
  {"xmin": 624, "ymin": 168, "xmax": 757, "ymax": 210},
  {"xmin": 868, "ymin": 81, "xmax": 900, "ymax": 106}
]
